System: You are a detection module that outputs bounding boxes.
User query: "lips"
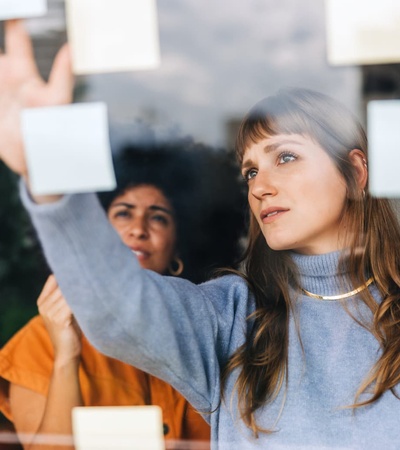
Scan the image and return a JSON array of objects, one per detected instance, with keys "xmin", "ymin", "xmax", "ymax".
[
  {"xmin": 260, "ymin": 207, "xmax": 289, "ymax": 223},
  {"xmin": 130, "ymin": 248, "xmax": 150, "ymax": 260}
]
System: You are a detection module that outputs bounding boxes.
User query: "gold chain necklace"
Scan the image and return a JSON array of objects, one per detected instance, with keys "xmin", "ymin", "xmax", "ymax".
[{"xmin": 301, "ymin": 277, "xmax": 374, "ymax": 301}]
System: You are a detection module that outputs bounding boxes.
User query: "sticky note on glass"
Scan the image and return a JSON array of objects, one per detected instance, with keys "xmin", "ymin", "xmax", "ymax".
[
  {"xmin": 325, "ymin": 0, "xmax": 400, "ymax": 65},
  {"xmin": 0, "ymin": 0, "xmax": 47, "ymax": 20},
  {"xmin": 368, "ymin": 100, "xmax": 400, "ymax": 197},
  {"xmin": 65, "ymin": 0, "xmax": 160, "ymax": 75},
  {"xmin": 21, "ymin": 102, "xmax": 116, "ymax": 196},
  {"xmin": 72, "ymin": 406, "xmax": 165, "ymax": 450}
]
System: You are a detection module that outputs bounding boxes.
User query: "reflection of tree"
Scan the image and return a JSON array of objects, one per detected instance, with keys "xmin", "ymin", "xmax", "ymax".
[
  {"xmin": 0, "ymin": 162, "xmax": 49, "ymax": 442},
  {"xmin": 0, "ymin": 162, "xmax": 49, "ymax": 347},
  {"xmin": 0, "ymin": 0, "xmax": 88, "ymax": 347}
]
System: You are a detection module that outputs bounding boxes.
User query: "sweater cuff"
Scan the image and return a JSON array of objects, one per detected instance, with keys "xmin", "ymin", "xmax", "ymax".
[{"xmin": 19, "ymin": 178, "xmax": 74, "ymax": 214}]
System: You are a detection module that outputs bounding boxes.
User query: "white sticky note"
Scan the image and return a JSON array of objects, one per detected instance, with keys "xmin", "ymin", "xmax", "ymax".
[
  {"xmin": 21, "ymin": 102, "xmax": 116, "ymax": 196},
  {"xmin": 0, "ymin": 0, "xmax": 47, "ymax": 20},
  {"xmin": 72, "ymin": 406, "xmax": 165, "ymax": 450},
  {"xmin": 325, "ymin": 0, "xmax": 400, "ymax": 65},
  {"xmin": 65, "ymin": 0, "xmax": 160, "ymax": 75},
  {"xmin": 368, "ymin": 100, "xmax": 400, "ymax": 197}
]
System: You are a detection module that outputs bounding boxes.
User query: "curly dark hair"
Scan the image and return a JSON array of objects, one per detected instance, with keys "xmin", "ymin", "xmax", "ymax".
[{"xmin": 98, "ymin": 138, "xmax": 247, "ymax": 283}]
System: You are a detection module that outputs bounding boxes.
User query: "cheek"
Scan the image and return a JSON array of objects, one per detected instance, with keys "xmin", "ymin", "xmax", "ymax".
[
  {"xmin": 111, "ymin": 222, "xmax": 130, "ymax": 241},
  {"xmin": 152, "ymin": 234, "xmax": 176, "ymax": 273},
  {"xmin": 154, "ymin": 230, "xmax": 176, "ymax": 258},
  {"xmin": 322, "ymin": 174, "xmax": 348, "ymax": 205},
  {"xmin": 307, "ymin": 178, "xmax": 347, "ymax": 221}
]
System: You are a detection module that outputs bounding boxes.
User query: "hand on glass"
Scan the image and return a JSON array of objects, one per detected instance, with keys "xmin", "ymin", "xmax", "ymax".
[{"xmin": 0, "ymin": 20, "xmax": 74, "ymax": 177}]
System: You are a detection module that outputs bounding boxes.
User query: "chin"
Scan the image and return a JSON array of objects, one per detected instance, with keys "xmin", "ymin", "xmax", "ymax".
[
  {"xmin": 264, "ymin": 238, "xmax": 294, "ymax": 252},
  {"xmin": 264, "ymin": 228, "xmax": 305, "ymax": 251}
]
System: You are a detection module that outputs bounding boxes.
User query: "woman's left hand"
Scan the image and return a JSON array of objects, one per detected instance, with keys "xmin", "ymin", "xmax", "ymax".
[{"xmin": 37, "ymin": 275, "xmax": 83, "ymax": 366}]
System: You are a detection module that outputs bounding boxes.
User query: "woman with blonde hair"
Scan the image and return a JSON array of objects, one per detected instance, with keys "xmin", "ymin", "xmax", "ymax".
[{"xmin": 1, "ymin": 19, "xmax": 400, "ymax": 449}]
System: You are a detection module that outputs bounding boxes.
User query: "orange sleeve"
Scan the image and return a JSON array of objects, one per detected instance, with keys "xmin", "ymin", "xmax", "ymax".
[
  {"xmin": 0, "ymin": 316, "xmax": 54, "ymax": 420},
  {"xmin": 0, "ymin": 317, "xmax": 210, "ymax": 447},
  {"xmin": 148, "ymin": 375, "xmax": 210, "ymax": 443},
  {"xmin": 183, "ymin": 404, "xmax": 211, "ymax": 444}
]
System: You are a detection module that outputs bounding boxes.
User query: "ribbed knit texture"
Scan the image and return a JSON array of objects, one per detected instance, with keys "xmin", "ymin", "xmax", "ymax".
[{"xmin": 21, "ymin": 184, "xmax": 400, "ymax": 449}]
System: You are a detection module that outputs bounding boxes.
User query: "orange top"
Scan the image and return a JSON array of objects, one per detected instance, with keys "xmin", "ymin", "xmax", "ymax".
[{"xmin": 0, "ymin": 316, "xmax": 210, "ymax": 444}]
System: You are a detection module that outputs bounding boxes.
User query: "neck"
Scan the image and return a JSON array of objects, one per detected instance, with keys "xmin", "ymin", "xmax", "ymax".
[{"xmin": 290, "ymin": 250, "xmax": 359, "ymax": 299}]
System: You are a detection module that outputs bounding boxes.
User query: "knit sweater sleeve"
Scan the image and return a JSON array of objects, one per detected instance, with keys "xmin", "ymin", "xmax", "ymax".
[{"xmin": 19, "ymin": 184, "xmax": 251, "ymax": 414}]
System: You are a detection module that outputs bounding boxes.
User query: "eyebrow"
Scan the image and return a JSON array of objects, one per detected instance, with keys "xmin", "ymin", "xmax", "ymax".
[
  {"xmin": 109, "ymin": 202, "xmax": 173, "ymax": 215},
  {"xmin": 241, "ymin": 138, "xmax": 301, "ymax": 170}
]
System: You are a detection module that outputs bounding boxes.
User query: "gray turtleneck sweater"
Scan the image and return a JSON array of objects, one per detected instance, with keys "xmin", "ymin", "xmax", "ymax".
[{"xmin": 21, "ymin": 188, "xmax": 400, "ymax": 449}]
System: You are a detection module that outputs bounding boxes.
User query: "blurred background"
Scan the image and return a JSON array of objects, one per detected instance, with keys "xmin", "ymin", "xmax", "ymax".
[
  {"xmin": 2, "ymin": 0, "xmax": 400, "ymax": 374},
  {"xmin": 0, "ymin": 0, "xmax": 399, "ymax": 445},
  {"xmin": 2, "ymin": 0, "xmax": 400, "ymax": 368}
]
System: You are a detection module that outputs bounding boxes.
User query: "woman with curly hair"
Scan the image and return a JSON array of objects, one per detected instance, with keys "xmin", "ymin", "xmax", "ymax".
[
  {"xmin": 0, "ymin": 140, "xmax": 245, "ymax": 450},
  {"xmin": 2, "ymin": 19, "xmax": 400, "ymax": 450}
]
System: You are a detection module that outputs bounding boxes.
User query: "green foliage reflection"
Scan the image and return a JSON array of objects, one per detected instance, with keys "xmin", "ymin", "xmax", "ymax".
[{"xmin": 0, "ymin": 161, "xmax": 48, "ymax": 346}]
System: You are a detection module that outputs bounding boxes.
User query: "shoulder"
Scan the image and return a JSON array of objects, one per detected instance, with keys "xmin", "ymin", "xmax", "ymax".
[
  {"xmin": 196, "ymin": 275, "xmax": 254, "ymax": 334},
  {"xmin": 158, "ymin": 272, "xmax": 252, "ymax": 309},
  {"xmin": 145, "ymin": 271, "xmax": 253, "ymax": 336},
  {"xmin": 199, "ymin": 274, "xmax": 253, "ymax": 307},
  {"xmin": 0, "ymin": 316, "xmax": 54, "ymax": 398},
  {"xmin": 200, "ymin": 273, "xmax": 250, "ymax": 292},
  {"xmin": 0, "ymin": 316, "xmax": 51, "ymax": 356},
  {"xmin": 145, "ymin": 270, "xmax": 250, "ymax": 302}
]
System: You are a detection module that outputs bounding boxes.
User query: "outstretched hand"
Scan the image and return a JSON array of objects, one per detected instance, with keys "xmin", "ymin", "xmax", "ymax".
[
  {"xmin": 0, "ymin": 20, "xmax": 74, "ymax": 176},
  {"xmin": 37, "ymin": 275, "xmax": 83, "ymax": 366}
]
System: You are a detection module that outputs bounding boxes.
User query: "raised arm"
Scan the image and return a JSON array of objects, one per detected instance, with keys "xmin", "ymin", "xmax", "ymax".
[
  {"xmin": 2, "ymin": 19, "xmax": 249, "ymax": 419},
  {"xmin": 20, "ymin": 189, "xmax": 251, "ymax": 415},
  {"xmin": 10, "ymin": 276, "xmax": 83, "ymax": 450},
  {"xmin": 0, "ymin": 20, "xmax": 73, "ymax": 202}
]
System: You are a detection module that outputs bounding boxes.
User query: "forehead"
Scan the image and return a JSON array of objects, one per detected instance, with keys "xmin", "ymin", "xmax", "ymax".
[
  {"xmin": 110, "ymin": 184, "xmax": 172, "ymax": 209},
  {"xmin": 242, "ymin": 134, "xmax": 307, "ymax": 162}
]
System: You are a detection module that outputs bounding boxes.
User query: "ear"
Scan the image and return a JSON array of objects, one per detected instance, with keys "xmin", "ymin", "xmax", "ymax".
[{"xmin": 349, "ymin": 149, "xmax": 368, "ymax": 191}]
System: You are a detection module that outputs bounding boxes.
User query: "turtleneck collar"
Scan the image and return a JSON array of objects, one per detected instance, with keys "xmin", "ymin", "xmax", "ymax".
[
  {"xmin": 290, "ymin": 250, "xmax": 347, "ymax": 277},
  {"xmin": 289, "ymin": 250, "xmax": 354, "ymax": 298}
]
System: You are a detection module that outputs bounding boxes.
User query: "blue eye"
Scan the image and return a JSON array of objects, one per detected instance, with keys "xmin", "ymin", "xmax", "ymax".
[
  {"xmin": 278, "ymin": 152, "xmax": 297, "ymax": 164},
  {"xmin": 243, "ymin": 168, "xmax": 258, "ymax": 182}
]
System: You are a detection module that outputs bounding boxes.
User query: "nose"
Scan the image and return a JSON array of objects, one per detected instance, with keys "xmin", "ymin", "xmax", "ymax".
[
  {"xmin": 250, "ymin": 171, "xmax": 277, "ymax": 200},
  {"xmin": 128, "ymin": 215, "xmax": 149, "ymax": 239}
]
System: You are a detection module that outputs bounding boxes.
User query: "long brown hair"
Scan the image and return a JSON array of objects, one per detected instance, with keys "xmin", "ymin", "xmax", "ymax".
[{"xmin": 221, "ymin": 87, "xmax": 400, "ymax": 436}]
